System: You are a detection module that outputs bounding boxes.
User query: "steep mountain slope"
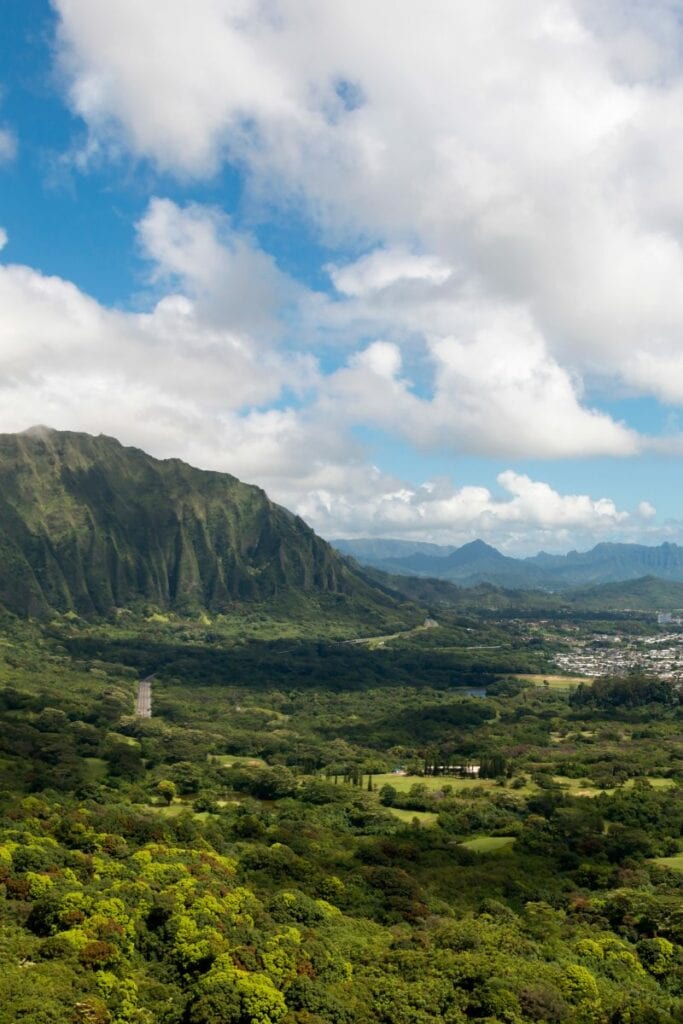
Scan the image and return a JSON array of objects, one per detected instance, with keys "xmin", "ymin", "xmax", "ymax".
[{"xmin": 0, "ymin": 428, "xmax": 404, "ymax": 620}]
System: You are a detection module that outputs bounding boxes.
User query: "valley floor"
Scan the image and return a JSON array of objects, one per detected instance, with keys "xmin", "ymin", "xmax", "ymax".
[{"xmin": 1, "ymin": 608, "xmax": 683, "ymax": 1022}]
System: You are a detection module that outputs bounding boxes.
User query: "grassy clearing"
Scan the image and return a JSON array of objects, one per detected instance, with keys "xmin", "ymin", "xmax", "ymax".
[
  {"xmin": 553, "ymin": 776, "xmax": 609, "ymax": 797},
  {"xmin": 238, "ymin": 706, "xmax": 289, "ymax": 721},
  {"xmin": 83, "ymin": 757, "xmax": 107, "ymax": 781},
  {"xmin": 209, "ymin": 755, "xmax": 268, "ymax": 768},
  {"xmin": 372, "ymin": 772, "xmax": 495, "ymax": 794},
  {"xmin": 623, "ymin": 777, "xmax": 677, "ymax": 790},
  {"xmin": 653, "ymin": 854, "xmax": 683, "ymax": 872},
  {"xmin": 460, "ymin": 836, "xmax": 516, "ymax": 853},
  {"xmin": 142, "ymin": 801, "xmax": 194, "ymax": 817},
  {"xmin": 553, "ymin": 775, "xmax": 677, "ymax": 798},
  {"xmin": 551, "ymin": 730, "xmax": 596, "ymax": 743},
  {"xmin": 106, "ymin": 732, "xmax": 140, "ymax": 748},
  {"xmin": 386, "ymin": 807, "xmax": 438, "ymax": 827},
  {"xmin": 514, "ymin": 674, "xmax": 592, "ymax": 689}
]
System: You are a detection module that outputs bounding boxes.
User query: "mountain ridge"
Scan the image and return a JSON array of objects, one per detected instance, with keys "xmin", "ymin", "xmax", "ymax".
[
  {"xmin": 335, "ymin": 536, "xmax": 683, "ymax": 590},
  {"xmin": 0, "ymin": 428, "xmax": 406, "ymax": 623}
]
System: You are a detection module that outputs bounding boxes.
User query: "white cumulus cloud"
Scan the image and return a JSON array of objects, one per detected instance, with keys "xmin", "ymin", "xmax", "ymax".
[
  {"xmin": 0, "ymin": 127, "xmax": 16, "ymax": 163},
  {"xmin": 328, "ymin": 247, "xmax": 453, "ymax": 297},
  {"xmin": 51, "ymin": 0, "xmax": 683, "ymax": 435}
]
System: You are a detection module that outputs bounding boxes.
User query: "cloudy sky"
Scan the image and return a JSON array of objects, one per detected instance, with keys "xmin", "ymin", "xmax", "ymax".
[{"xmin": 2, "ymin": 1, "xmax": 683, "ymax": 553}]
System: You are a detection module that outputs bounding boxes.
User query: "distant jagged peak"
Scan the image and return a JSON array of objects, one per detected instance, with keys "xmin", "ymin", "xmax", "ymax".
[
  {"xmin": 443, "ymin": 539, "xmax": 509, "ymax": 565},
  {"xmin": 457, "ymin": 539, "xmax": 502, "ymax": 554}
]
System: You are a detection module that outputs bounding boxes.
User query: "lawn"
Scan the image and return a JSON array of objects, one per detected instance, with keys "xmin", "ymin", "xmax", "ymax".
[
  {"xmin": 142, "ymin": 801, "xmax": 194, "ymax": 817},
  {"xmin": 459, "ymin": 836, "xmax": 516, "ymax": 853},
  {"xmin": 209, "ymin": 755, "xmax": 268, "ymax": 768},
  {"xmin": 514, "ymin": 674, "xmax": 592, "ymax": 689},
  {"xmin": 623, "ymin": 777, "xmax": 676, "ymax": 790},
  {"xmin": 386, "ymin": 807, "xmax": 438, "ymax": 827},
  {"xmin": 553, "ymin": 775, "xmax": 609, "ymax": 797},
  {"xmin": 553, "ymin": 775, "xmax": 677, "ymax": 797},
  {"xmin": 83, "ymin": 757, "xmax": 107, "ymax": 781},
  {"xmin": 372, "ymin": 772, "xmax": 496, "ymax": 794},
  {"xmin": 653, "ymin": 854, "xmax": 683, "ymax": 872}
]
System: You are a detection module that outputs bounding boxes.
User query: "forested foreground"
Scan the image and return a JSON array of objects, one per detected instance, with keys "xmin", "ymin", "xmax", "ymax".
[{"xmin": 4, "ymin": 614, "xmax": 683, "ymax": 1022}]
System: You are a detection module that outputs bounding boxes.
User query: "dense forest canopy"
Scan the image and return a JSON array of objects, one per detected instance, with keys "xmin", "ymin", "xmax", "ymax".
[{"xmin": 1, "ymin": 605, "xmax": 683, "ymax": 1023}]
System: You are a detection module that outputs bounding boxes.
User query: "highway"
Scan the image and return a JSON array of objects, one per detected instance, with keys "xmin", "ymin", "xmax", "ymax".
[{"xmin": 135, "ymin": 675, "xmax": 154, "ymax": 718}]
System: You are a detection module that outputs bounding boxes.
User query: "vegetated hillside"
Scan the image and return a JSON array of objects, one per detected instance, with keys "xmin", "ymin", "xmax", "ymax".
[
  {"xmin": 339, "ymin": 536, "xmax": 683, "ymax": 590},
  {"xmin": 565, "ymin": 575, "xmax": 683, "ymax": 611},
  {"xmin": 0, "ymin": 428, "xmax": 407, "ymax": 622},
  {"xmin": 4, "ymin": 615, "xmax": 683, "ymax": 1022},
  {"xmin": 367, "ymin": 566, "xmax": 683, "ymax": 616},
  {"xmin": 362, "ymin": 567, "xmax": 553, "ymax": 614}
]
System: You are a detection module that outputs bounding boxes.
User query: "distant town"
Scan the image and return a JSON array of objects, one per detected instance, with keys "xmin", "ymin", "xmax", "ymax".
[{"xmin": 554, "ymin": 616, "xmax": 683, "ymax": 681}]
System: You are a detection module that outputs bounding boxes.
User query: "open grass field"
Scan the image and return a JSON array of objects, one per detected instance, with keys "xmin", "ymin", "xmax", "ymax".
[
  {"xmin": 140, "ymin": 801, "xmax": 215, "ymax": 821},
  {"xmin": 553, "ymin": 775, "xmax": 609, "ymax": 797},
  {"xmin": 653, "ymin": 854, "xmax": 683, "ymax": 872},
  {"xmin": 623, "ymin": 776, "xmax": 677, "ymax": 790},
  {"xmin": 83, "ymin": 757, "xmax": 107, "ymax": 781},
  {"xmin": 514, "ymin": 674, "xmax": 592, "ymax": 689},
  {"xmin": 460, "ymin": 836, "xmax": 516, "ymax": 853},
  {"xmin": 209, "ymin": 755, "xmax": 268, "ymax": 768},
  {"xmin": 372, "ymin": 772, "xmax": 496, "ymax": 794},
  {"xmin": 386, "ymin": 807, "xmax": 439, "ymax": 827},
  {"xmin": 553, "ymin": 775, "xmax": 677, "ymax": 798},
  {"xmin": 141, "ymin": 801, "xmax": 194, "ymax": 817}
]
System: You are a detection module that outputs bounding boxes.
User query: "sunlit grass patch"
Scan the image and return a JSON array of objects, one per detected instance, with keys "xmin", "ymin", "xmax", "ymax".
[
  {"xmin": 653, "ymin": 854, "xmax": 683, "ymax": 872},
  {"xmin": 83, "ymin": 757, "xmax": 107, "ymax": 781},
  {"xmin": 623, "ymin": 776, "xmax": 676, "ymax": 790},
  {"xmin": 459, "ymin": 836, "xmax": 515, "ymax": 853},
  {"xmin": 514, "ymin": 674, "xmax": 592, "ymax": 689},
  {"xmin": 387, "ymin": 807, "xmax": 438, "ymax": 827},
  {"xmin": 209, "ymin": 754, "xmax": 268, "ymax": 768},
  {"xmin": 553, "ymin": 775, "xmax": 609, "ymax": 797},
  {"xmin": 372, "ymin": 772, "xmax": 495, "ymax": 793}
]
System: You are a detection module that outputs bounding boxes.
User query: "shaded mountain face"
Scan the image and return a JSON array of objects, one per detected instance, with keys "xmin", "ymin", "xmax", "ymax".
[
  {"xmin": 332, "ymin": 538, "xmax": 457, "ymax": 560},
  {"xmin": 336, "ymin": 537, "xmax": 683, "ymax": 590},
  {"xmin": 0, "ymin": 429, "xmax": 394, "ymax": 618}
]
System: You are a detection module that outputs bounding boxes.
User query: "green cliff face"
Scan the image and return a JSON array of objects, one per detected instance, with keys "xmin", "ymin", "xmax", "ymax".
[{"xmin": 0, "ymin": 428, "xmax": 392, "ymax": 618}]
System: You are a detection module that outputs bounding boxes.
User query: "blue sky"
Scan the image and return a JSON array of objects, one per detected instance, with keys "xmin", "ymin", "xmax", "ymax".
[{"xmin": 2, "ymin": 1, "xmax": 683, "ymax": 553}]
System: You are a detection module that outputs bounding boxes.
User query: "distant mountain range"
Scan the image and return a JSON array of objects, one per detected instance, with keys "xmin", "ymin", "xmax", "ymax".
[
  {"xmin": 4, "ymin": 429, "xmax": 680, "ymax": 624},
  {"xmin": 0, "ymin": 428, "xmax": 405, "ymax": 623},
  {"xmin": 364, "ymin": 568, "xmax": 683, "ymax": 614},
  {"xmin": 334, "ymin": 537, "xmax": 683, "ymax": 592}
]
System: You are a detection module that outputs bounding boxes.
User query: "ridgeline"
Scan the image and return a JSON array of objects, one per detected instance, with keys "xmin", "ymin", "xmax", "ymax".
[{"xmin": 0, "ymin": 428, "xmax": 406, "ymax": 626}]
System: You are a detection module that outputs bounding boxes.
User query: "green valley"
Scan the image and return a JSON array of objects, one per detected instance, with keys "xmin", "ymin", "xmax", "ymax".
[
  {"xmin": 1, "ymin": 602, "xmax": 683, "ymax": 1023},
  {"xmin": 1, "ymin": 432, "xmax": 683, "ymax": 1022}
]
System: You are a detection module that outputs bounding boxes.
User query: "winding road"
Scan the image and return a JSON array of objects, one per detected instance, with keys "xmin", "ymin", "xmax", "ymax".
[
  {"xmin": 346, "ymin": 618, "xmax": 439, "ymax": 648},
  {"xmin": 135, "ymin": 675, "xmax": 154, "ymax": 718}
]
